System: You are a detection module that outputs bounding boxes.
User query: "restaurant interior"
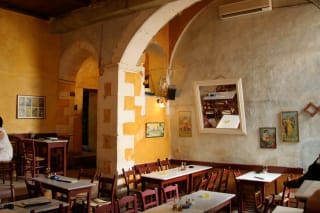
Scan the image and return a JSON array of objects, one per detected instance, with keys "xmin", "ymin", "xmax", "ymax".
[{"xmin": 1, "ymin": 0, "xmax": 320, "ymax": 212}]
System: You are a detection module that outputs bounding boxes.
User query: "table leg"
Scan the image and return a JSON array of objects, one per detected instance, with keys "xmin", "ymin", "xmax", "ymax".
[
  {"xmin": 63, "ymin": 144, "xmax": 67, "ymax": 176},
  {"xmin": 47, "ymin": 145, "xmax": 51, "ymax": 172},
  {"xmin": 86, "ymin": 190, "xmax": 92, "ymax": 213}
]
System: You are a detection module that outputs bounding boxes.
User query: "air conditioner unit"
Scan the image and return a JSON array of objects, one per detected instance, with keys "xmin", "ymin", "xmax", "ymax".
[{"xmin": 218, "ymin": 0, "xmax": 272, "ymax": 19}]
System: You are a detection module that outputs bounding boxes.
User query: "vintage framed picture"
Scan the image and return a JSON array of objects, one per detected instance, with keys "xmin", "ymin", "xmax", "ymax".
[
  {"xmin": 280, "ymin": 111, "xmax": 299, "ymax": 142},
  {"xmin": 145, "ymin": 122, "xmax": 164, "ymax": 138},
  {"xmin": 17, "ymin": 95, "xmax": 46, "ymax": 119},
  {"xmin": 178, "ymin": 111, "xmax": 192, "ymax": 137},
  {"xmin": 259, "ymin": 127, "xmax": 276, "ymax": 149}
]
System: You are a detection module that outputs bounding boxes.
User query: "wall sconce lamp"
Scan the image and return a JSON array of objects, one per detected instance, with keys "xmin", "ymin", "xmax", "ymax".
[
  {"xmin": 157, "ymin": 97, "xmax": 167, "ymax": 108},
  {"xmin": 156, "ymin": 76, "xmax": 176, "ymax": 108}
]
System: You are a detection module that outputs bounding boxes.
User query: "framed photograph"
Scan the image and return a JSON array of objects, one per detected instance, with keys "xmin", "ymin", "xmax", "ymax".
[
  {"xmin": 145, "ymin": 122, "xmax": 164, "ymax": 138},
  {"xmin": 193, "ymin": 78, "xmax": 247, "ymax": 135},
  {"xmin": 280, "ymin": 111, "xmax": 299, "ymax": 142},
  {"xmin": 178, "ymin": 111, "xmax": 192, "ymax": 137},
  {"xmin": 17, "ymin": 95, "xmax": 46, "ymax": 119},
  {"xmin": 259, "ymin": 127, "xmax": 277, "ymax": 149}
]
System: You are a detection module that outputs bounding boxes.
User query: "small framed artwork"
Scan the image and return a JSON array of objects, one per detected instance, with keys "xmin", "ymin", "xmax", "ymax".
[
  {"xmin": 178, "ymin": 111, "xmax": 192, "ymax": 137},
  {"xmin": 280, "ymin": 111, "xmax": 299, "ymax": 142},
  {"xmin": 145, "ymin": 122, "xmax": 164, "ymax": 138},
  {"xmin": 17, "ymin": 95, "xmax": 46, "ymax": 119},
  {"xmin": 259, "ymin": 127, "xmax": 277, "ymax": 149}
]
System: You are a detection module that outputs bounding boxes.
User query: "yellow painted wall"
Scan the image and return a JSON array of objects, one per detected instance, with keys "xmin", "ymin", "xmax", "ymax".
[{"xmin": 0, "ymin": 9, "xmax": 61, "ymax": 133}]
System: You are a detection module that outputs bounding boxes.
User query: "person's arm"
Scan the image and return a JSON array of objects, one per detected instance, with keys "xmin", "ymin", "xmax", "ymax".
[{"xmin": 0, "ymin": 130, "xmax": 4, "ymax": 149}]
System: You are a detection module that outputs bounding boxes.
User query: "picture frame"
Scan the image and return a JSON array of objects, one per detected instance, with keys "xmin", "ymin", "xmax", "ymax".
[
  {"xmin": 280, "ymin": 111, "xmax": 299, "ymax": 142},
  {"xmin": 178, "ymin": 111, "xmax": 192, "ymax": 137},
  {"xmin": 259, "ymin": 127, "xmax": 277, "ymax": 149},
  {"xmin": 17, "ymin": 95, "xmax": 46, "ymax": 119},
  {"xmin": 145, "ymin": 122, "xmax": 164, "ymax": 138},
  {"xmin": 193, "ymin": 78, "xmax": 247, "ymax": 135}
]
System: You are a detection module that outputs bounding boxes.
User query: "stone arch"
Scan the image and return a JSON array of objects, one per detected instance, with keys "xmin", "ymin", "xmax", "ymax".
[
  {"xmin": 57, "ymin": 40, "xmax": 99, "ymax": 153},
  {"xmin": 115, "ymin": 0, "xmax": 202, "ymax": 171}
]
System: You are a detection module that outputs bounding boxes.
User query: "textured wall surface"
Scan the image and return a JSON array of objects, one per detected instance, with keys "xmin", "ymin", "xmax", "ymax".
[{"xmin": 170, "ymin": 3, "xmax": 320, "ymax": 170}]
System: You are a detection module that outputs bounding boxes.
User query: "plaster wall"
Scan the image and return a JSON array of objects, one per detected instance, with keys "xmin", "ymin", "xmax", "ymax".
[
  {"xmin": 0, "ymin": 9, "xmax": 60, "ymax": 133},
  {"xmin": 170, "ymin": 3, "xmax": 320, "ymax": 171}
]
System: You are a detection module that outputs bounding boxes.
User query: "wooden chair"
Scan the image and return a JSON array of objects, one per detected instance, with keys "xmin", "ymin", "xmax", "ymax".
[
  {"xmin": 146, "ymin": 162, "xmax": 160, "ymax": 173},
  {"xmin": 206, "ymin": 171, "xmax": 219, "ymax": 191},
  {"xmin": 254, "ymin": 190, "xmax": 265, "ymax": 213},
  {"xmin": 21, "ymin": 139, "xmax": 45, "ymax": 177},
  {"xmin": 157, "ymin": 158, "xmax": 170, "ymax": 171},
  {"xmin": 116, "ymin": 194, "xmax": 138, "ymax": 213},
  {"xmin": 90, "ymin": 174, "xmax": 117, "ymax": 210},
  {"xmin": 161, "ymin": 184, "xmax": 179, "ymax": 203},
  {"xmin": 8, "ymin": 135, "xmax": 22, "ymax": 181},
  {"xmin": 195, "ymin": 175, "xmax": 210, "ymax": 191},
  {"xmin": 0, "ymin": 161, "xmax": 13, "ymax": 184},
  {"xmin": 24, "ymin": 176, "xmax": 43, "ymax": 198},
  {"xmin": 0, "ymin": 183, "xmax": 15, "ymax": 203},
  {"xmin": 122, "ymin": 168, "xmax": 141, "ymax": 196},
  {"xmin": 274, "ymin": 176, "xmax": 292, "ymax": 207},
  {"xmin": 217, "ymin": 168, "xmax": 230, "ymax": 192},
  {"xmin": 139, "ymin": 188, "xmax": 159, "ymax": 211}
]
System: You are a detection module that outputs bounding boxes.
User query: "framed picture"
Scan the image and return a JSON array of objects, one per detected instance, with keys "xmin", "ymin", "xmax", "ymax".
[
  {"xmin": 145, "ymin": 122, "xmax": 164, "ymax": 138},
  {"xmin": 280, "ymin": 111, "xmax": 299, "ymax": 142},
  {"xmin": 259, "ymin": 127, "xmax": 277, "ymax": 149},
  {"xmin": 178, "ymin": 111, "xmax": 192, "ymax": 137},
  {"xmin": 17, "ymin": 95, "xmax": 46, "ymax": 119},
  {"xmin": 193, "ymin": 78, "xmax": 247, "ymax": 135}
]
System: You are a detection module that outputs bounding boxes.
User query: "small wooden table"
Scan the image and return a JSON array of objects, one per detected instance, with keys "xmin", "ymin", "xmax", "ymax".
[
  {"xmin": 141, "ymin": 165, "xmax": 212, "ymax": 195},
  {"xmin": 295, "ymin": 180, "xmax": 320, "ymax": 202},
  {"xmin": 143, "ymin": 190, "xmax": 235, "ymax": 213},
  {"xmin": 272, "ymin": 206, "xmax": 303, "ymax": 213},
  {"xmin": 236, "ymin": 171, "xmax": 281, "ymax": 212},
  {"xmin": 33, "ymin": 175, "xmax": 95, "ymax": 213},
  {"xmin": 32, "ymin": 138, "xmax": 68, "ymax": 175},
  {"xmin": 3, "ymin": 196, "xmax": 68, "ymax": 213}
]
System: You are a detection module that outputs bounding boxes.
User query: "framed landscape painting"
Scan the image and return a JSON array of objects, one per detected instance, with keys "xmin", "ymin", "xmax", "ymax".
[
  {"xmin": 17, "ymin": 95, "xmax": 45, "ymax": 119},
  {"xmin": 145, "ymin": 122, "xmax": 164, "ymax": 138},
  {"xmin": 280, "ymin": 111, "xmax": 299, "ymax": 142},
  {"xmin": 259, "ymin": 127, "xmax": 276, "ymax": 149}
]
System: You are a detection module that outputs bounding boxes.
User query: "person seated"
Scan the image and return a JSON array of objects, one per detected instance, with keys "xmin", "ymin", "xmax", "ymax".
[
  {"xmin": 284, "ymin": 155, "xmax": 320, "ymax": 188},
  {"xmin": 0, "ymin": 116, "xmax": 13, "ymax": 161}
]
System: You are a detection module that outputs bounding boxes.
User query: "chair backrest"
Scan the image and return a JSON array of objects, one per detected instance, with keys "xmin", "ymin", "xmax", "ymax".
[
  {"xmin": 146, "ymin": 162, "xmax": 160, "ymax": 173},
  {"xmin": 122, "ymin": 168, "xmax": 138, "ymax": 195},
  {"xmin": 254, "ymin": 190, "xmax": 265, "ymax": 213},
  {"xmin": 157, "ymin": 158, "xmax": 170, "ymax": 171},
  {"xmin": 263, "ymin": 195, "xmax": 274, "ymax": 213},
  {"xmin": 116, "ymin": 194, "xmax": 138, "ymax": 213},
  {"xmin": 162, "ymin": 184, "xmax": 179, "ymax": 203},
  {"xmin": 196, "ymin": 176, "xmax": 210, "ymax": 191},
  {"xmin": 93, "ymin": 203, "xmax": 114, "ymax": 213},
  {"xmin": 140, "ymin": 188, "xmax": 159, "ymax": 211},
  {"xmin": 206, "ymin": 171, "xmax": 219, "ymax": 191},
  {"xmin": 21, "ymin": 139, "xmax": 36, "ymax": 162},
  {"xmin": 305, "ymin": 189, "xmax": 320, "ymax": 213},
  {"xmin": 279, "ymin": 176, "xmax": 292, "ymax": 206},
  {"xmin": 97, "ymin": 174, "xmax": 117, "ymax": 204},
  {"xmin": 0, "ymin": 183, "xmax": 15, "ymax": 203},
  {"xmin": 217, "ymin": 168, "xmax": 230, "ymax": 192},
  {"xmin": 78, "ymin": 168, "xmax": 100, "ymax": 183}
]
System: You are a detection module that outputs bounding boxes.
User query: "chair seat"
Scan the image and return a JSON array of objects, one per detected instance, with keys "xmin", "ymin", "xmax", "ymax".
[{"xmin": 90, "ymin": 198, "xmax": 112, "ymax": 207}]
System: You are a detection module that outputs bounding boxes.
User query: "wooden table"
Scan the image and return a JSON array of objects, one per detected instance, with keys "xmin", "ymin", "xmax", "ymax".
[
  {"xmin": 141, "ymin": 165, "xmax": 212, "ymax": 196},
  {"xmin": 272, "ymin": 206, "xmax": 303, "ymax": 213},
  {"xmin": 143, "ymin": 190, "xmax": 235, "ymax": 213},
  {"xmin": 236, "ymin": 171, "xmax": 281, "ymax": 212},
  {"xmin": 33, "ymin": 175, "xmax": 95, "ymax": 213},
  {"xmin": 1, "ymin": 196, "xmax": 68, "ymax": 213},
  {"xmin": 32, "ymin": 138, "xmax": 68, "ymax": 175}
]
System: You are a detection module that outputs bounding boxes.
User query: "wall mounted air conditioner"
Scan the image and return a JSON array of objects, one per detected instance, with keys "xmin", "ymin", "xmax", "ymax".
[{"xmin": 218, "ymin": 0, "xmax": 272, "ymax": 19}]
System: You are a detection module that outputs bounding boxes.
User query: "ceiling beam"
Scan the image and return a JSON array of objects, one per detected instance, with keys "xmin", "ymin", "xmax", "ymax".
[{"xmin": 50, "ymin": 0, "xmax": 177, "ymax": 33}]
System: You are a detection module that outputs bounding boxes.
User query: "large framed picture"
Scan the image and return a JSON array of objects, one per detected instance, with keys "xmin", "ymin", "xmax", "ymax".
[
  {"xmin": 145, "ymin": 122, "xmax": 164, "ymax": 138},
  {"xmin": 17, "ymin": 95, "xmax": 46, "ymax": 119},
  {"xmin": 280, "ymin": 111, "xmax": 299, "ymax": 142},
  {"xmin": 259, "ymin": 127, "xmax": 277, "ymax": 149},
  {"xmin": 193, "ymin": 78, "xmax": 247, "ymax": 135}
]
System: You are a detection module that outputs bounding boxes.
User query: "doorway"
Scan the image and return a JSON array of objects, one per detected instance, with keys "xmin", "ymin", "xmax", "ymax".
[{"xmin": 82, "ymin": 88, "xmax": 97, "ymax": 152}]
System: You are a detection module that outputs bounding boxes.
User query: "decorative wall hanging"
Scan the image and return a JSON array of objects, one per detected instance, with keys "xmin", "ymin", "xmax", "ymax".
[
  {"xmin": 178, "ymin": 111, "xmax": 192, "ymax": 137},
  {"xmin": 280, "ymin": 111, "xmax": 299, "ymax": 142},
  {"xmin": 303, "ymin": 102, "xmax": 319, "ymax": 117},
  {"xmin": 17, "ymin": 95, "xmax": 45, "ymax": 119},
  {"xmin": 259, "ymin": 127, "xmax": 277, "ymax": 149},
  {"xmin": 193, "ymin": 78, "xmax": 247, "ymax": 135},
  {"xmin": 145, "ymin": 122, "xmax": 164, "ymax": 138}
]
